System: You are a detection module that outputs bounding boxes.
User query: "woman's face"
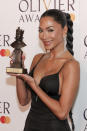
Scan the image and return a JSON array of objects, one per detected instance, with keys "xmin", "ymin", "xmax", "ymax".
[{"xmin": 39, "ymin": 16, "xmax": 67, "ymax": 50}]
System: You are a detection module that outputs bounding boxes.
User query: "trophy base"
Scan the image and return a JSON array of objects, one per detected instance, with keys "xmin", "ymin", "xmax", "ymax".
[{"xmin": 6, "ymin": 67, "xmax": 27, "ymax": 74}]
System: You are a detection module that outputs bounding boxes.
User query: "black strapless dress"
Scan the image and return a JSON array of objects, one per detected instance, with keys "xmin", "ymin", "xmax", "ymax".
[{"xmin": 24, "ymin": 56, "xmax": 71, "ymax": 131}]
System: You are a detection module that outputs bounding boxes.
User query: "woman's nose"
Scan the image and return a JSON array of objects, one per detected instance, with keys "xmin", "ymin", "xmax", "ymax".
[{"xmin": 42, "ymin": 32, "xmax": 47, "ymax": 40}]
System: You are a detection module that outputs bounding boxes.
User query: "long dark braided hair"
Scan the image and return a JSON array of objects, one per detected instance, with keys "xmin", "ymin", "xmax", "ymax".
[
  {"xmin": 40, "ymin": 9, "xmax": 75, "ymax": 130},
  {"xmin": 40, "ymin": 9, "xmax": 74, "ymax": 56},
  {"xmin": 64, "ymin": 13, "xmax": 74, "ymax": 55}
]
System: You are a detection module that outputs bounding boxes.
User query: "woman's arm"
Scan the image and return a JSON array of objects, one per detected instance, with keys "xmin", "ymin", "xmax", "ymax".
[
  {"xmin": 16, "ymin": 77, "xmax": 31, "ymax": 106},
  {"xmin": 21, "ymin": 60, "xmax": 80, "ymax": 119},
  {"xmin": 16, "ymin": 53, "xmax": 44, "ymax": 106}
]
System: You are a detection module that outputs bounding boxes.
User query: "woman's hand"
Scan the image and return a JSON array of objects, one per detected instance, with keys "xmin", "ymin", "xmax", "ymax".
[
  {"xmin": 16, "ymin": 73, "xmax": 34, "ymax": 84},
  {"xmin": 10, "ymin": 53, "xmax": 25, "ymax": 67},
  {"xmin": 8, "ymin": 73, "xmax": 36, "ymax": 89}
]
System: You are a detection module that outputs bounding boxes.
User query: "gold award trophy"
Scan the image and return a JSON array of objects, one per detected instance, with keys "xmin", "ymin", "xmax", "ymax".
[{"xmin": 6, "ymin": 27, "xmax": 27, "ymax": 74}]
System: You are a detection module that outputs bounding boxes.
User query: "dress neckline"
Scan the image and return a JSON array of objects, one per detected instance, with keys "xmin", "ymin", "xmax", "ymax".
[
  {"xmin": 30, "ymin": 54, "xmax": 73, "ymax": 86},
  {"xmin": 39, "ymin": 72, "xmax": 59, "ymax": 86},
  {"xmin": 30, "ymin": 64, "xmax": 59, "ymax": 86}
]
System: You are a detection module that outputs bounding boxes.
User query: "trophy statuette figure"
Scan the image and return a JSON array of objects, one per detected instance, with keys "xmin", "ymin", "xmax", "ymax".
[{"xmin": 6, "ymin": 27, "xmax": 27, "ymax": 74}]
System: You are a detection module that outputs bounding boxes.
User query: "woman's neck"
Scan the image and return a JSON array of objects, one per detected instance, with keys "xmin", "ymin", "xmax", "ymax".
[{"xmin": 49, "ymin": 43, "xmax": 66, "ymax": 59}]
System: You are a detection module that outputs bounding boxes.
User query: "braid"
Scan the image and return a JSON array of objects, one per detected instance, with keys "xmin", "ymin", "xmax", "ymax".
[
  {"xmin": 65, "ymin": 13, "xmax": 74, "ymax": 55},
  {"xmin": 69, "ymin": 110, "xmax": 75, "ymax": 131},
  {"xmin": 64, "ymin": 15, "xmax": 75, "ymax": 130}
]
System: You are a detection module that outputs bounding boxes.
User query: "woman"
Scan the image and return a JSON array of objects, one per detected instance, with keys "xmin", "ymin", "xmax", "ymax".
[{"xmin": 10, "ymin": 9, "xmax": 80, "ymax": 131}]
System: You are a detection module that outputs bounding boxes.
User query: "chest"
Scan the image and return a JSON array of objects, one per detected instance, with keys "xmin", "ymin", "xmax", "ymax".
[
  {"xmin": 39, "ymin": 72, "xmax": 60, "ymax": 96},
  {"xmin": 33, "ymin": 59, "xmax": 64, "ymax": 85}
]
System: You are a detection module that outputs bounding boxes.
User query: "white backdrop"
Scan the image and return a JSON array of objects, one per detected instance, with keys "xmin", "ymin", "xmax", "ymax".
[{"xmin": 0, "ymin": 0, "xmax": 86, "ymax": 131}]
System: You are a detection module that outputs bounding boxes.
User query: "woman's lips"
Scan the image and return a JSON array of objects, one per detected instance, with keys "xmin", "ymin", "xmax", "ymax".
[{"xmin": 43, "ymin": 41, "xmax": 52, "ymax": 46}]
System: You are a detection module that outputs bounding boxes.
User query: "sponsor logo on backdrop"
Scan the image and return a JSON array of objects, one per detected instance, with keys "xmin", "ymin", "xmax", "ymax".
[
  {"xmin": 0, "ymin": 49, "xmax": 10, "ymax": 57},
  {"xmin": 83, "ymin": 108, "xmax": 87, "ymax": 131},
  {"xmin": 0, "ymin": 34, "xmax": 11, "ymax": 57},
  {"xmin": 0, "ymin": 101, "xmax": 11, "ymax": 124},
  {"xmin": 18, "ymin": 0, "xmax": 75, "ymax": 23},
  {"xmin": 84, "ymin": 35, "xmax": 87, "ymax": 59}
]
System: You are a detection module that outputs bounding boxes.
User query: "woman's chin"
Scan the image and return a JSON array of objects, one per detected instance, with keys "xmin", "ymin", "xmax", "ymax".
[
  {"xmin": 45, "ymin": 47, "xmax": 51, "ymax": 51},
  {"xmin": 44, "ymin": 45, "xmax": 53, "ymax": 51}
]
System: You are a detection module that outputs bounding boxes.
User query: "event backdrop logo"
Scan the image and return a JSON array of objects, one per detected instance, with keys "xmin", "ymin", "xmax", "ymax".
[
  {"xmin": 84, "ymin": 35, "xmax": 87, "ymax": 59},
  {"xmin": 18, "ymin": 0, "xmax": 75, "ymax": 23},
  {"xmin": 83, "ymin": 108, "xmax": 87, "ymax": 131},
  {"xmin": 0, "ymin": 49, "xmax": 10, "ymax": 57},
  {"xmin": 0, "ymin": 101, "xmax": 11, "ymax": 124},
  {"xmin": 0, "ymin": 34, "xmax": 11, "ymax": 57},
  {"xmin": 0, "ymin": 34, "xmax": 10, "ymax": 46}
]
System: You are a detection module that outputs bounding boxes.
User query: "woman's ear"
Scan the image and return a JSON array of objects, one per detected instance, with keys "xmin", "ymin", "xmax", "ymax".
[{"xmin": 63, "ymin": 25, "xmax": 68, "ymax": 37}]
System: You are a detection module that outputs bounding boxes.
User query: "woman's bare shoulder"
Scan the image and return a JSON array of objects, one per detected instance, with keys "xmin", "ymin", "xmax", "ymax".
[
  {"xmin": 62, "ymin": 58, "xmax": 80, "ymax": 77},
  {"xmin": 30, "ymin": 53, "xmax": 44, "ymax": 70},
  {"xmin": 62, "ymin": 50, "xmax": 80, "ymax": 69},
  {"xmin": 66, "ymin": 59, "xmax": 80, "ymax": 70}
]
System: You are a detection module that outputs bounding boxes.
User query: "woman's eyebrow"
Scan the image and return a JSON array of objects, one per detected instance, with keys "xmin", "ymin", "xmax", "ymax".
[{"xmin": 39, "ymin": 26, "xmax": 54, "ymax": 29}]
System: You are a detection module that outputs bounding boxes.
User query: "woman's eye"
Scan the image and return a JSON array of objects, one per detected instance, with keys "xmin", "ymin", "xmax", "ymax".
[
  {"xmin": 48, "ymin": 29, "xmax": 54, "ymax": 32},
  {"xmin": 38, "ymin": 29, "xmax": 43, "ymax": 33}
]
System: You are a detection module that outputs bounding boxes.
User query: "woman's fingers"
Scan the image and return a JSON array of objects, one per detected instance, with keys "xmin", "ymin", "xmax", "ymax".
[
  {"xmin": 9, "ymin": 53, "xmax": 26, "ymax": 67},
  {"xmin": 9, "ymin": 53, "xmax": 14, "ymax": 66},
  {"xmin": 10, "ymin": 60, "xmax": 13, "ymax": 65},
  {"xmin": 22, "ymin": 54, "xmax": 25, "ymax": 60},
  {"xmin": 22, "ymin": 54, "xmax": 26, "ymax": 67}
]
